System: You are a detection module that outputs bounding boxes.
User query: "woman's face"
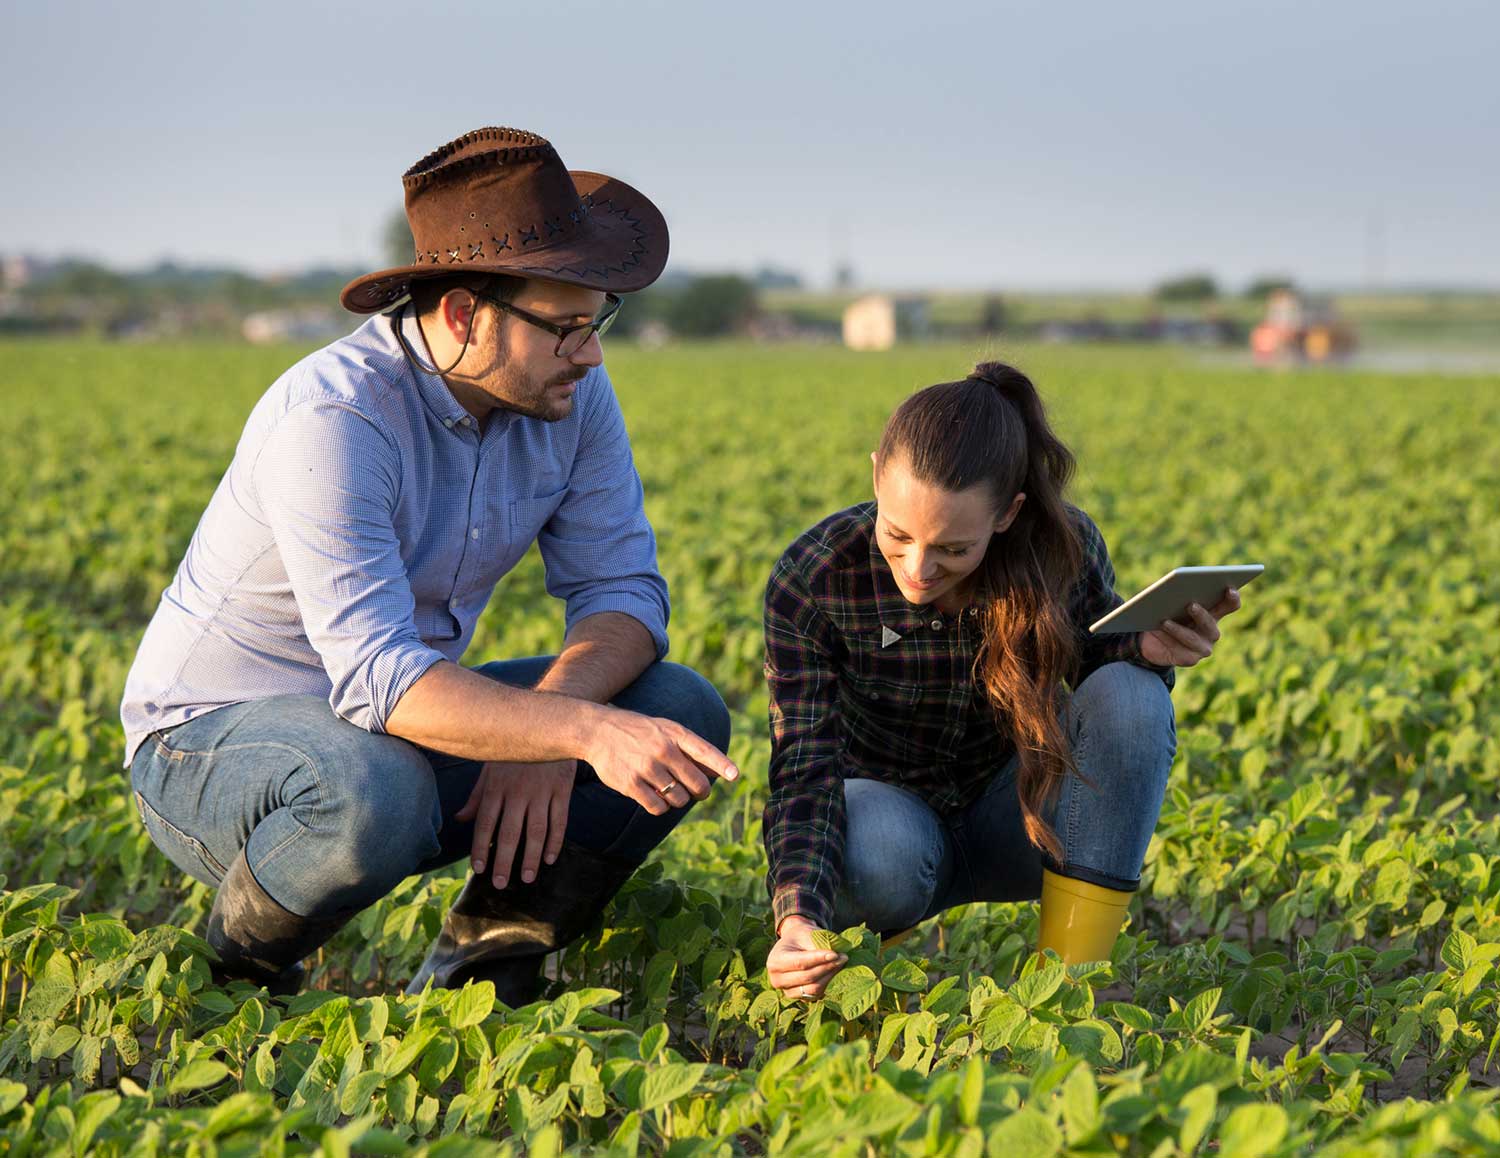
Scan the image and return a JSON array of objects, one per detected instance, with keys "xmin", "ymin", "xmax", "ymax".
[{"xmin": 872, "ymin": 452, "xmax": 1024, "ymax": 611}]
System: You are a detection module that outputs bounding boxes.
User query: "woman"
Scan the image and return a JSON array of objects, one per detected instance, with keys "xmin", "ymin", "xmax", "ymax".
[{"xmin": 762, "ymin": 362, "xmax": 1240, "ymax": 999}]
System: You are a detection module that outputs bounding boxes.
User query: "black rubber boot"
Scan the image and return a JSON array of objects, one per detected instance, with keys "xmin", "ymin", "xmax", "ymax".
[
  {"xmin": 405, "ymin": 840, "xmax": 638, "ymax": 1005},
  {"xmin": 204, "ymin": 849, "xmax": 356, "ymax": 996}
]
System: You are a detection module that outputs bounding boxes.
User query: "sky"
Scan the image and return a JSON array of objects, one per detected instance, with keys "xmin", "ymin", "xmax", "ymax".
[{"xmin": 3, "ymin": 0, "xmax": 1497, "ymax": 291}]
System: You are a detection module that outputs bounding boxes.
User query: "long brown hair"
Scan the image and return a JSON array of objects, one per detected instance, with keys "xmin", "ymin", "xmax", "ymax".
[{"xmin": 874, "ymin": 361, "xmax": 1083, "ymax": 860}]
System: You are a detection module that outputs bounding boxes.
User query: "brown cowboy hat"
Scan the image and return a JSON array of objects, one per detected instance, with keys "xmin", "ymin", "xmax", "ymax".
[{"xmin": 341, "ymin": 126, "xmax": 669, "ymax": 314}]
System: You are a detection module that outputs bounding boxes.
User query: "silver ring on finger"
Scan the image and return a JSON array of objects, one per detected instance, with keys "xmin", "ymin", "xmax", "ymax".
[{"xmin": 655, "ymin": 781, "xmax": 676, "ymax": 799}]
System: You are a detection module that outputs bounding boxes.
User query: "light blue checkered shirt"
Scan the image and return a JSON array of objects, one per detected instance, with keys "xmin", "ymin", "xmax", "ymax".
[{"xmin": 120, "ymin": 309, "xmax": 669, "ymax": 767}]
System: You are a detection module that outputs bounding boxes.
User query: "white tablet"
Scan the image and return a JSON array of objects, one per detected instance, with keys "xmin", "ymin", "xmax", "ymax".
[{"xmin": 1088, "ymin": 565, "xmax": 1264, "ymax": 635}]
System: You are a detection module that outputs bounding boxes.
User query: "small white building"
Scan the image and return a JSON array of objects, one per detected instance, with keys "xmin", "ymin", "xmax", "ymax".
[{"xmin": 841, "ymin": 294, "xmax": 930, "ymax": 351}]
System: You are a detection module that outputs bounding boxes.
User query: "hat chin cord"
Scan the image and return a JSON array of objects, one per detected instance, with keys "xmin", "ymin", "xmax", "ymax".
[{"xmin": 396, "ymin": 298, "xmax": 481, "ymax": 379}]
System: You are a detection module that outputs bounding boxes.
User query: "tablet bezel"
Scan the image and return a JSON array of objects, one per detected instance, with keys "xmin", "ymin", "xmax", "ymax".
[{"xmin": 1088, "ymin": 564, "xmax": 1264, "ymax": 635}]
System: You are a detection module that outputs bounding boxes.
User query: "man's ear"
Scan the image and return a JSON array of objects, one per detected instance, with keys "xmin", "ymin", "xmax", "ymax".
[
  {"xmin": 995, "ymin": 492, "xmax": 1026, "ymax": 533},
  {"xmin": 440, "ymin": 289, "xmax": 477, "ymax": 341}
]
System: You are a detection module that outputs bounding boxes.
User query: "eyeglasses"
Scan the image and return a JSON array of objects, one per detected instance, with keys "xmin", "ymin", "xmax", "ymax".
[{"xmin": 476, "ymin": 290, "xmax": 623, "ymax": 358}]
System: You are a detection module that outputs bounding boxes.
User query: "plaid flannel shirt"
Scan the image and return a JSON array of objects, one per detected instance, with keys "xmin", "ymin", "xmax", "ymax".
[{"xmin": 762, "ymin": 501, "xmax": 1173, "ymax": 931}]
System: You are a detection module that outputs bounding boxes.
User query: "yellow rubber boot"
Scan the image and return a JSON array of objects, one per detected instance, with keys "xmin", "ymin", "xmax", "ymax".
[{"xmin": 1037, "ymin": 870, "xmax": 1131, "ymax": 964}]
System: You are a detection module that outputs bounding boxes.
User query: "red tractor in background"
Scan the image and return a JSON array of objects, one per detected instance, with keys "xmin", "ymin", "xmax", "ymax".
[{"xmin": 1250, "ymin": 289, "xmax": 1358, "ymax": 364}]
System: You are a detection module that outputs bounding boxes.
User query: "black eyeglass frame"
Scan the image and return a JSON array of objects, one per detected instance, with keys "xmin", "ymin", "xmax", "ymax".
[{"xmin": 476, "ymin": 290, "xmax": 623, "ymax": 357}]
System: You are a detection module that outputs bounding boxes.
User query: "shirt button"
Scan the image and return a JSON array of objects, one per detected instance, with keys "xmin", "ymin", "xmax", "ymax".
[
  {"xmin": 930, "ymin": 619, "xmax": 943, "ymax": 630},
  {"xmin": 443, "ymin": 418, "xmax": 454, "ymax": 428},
  {"xmin": 869, "ymin": 691, "xmax": 881, "ymax": 701},
  {"xmin": 470, "ymin": 528, "xmax": 479, "ymax": 540}
]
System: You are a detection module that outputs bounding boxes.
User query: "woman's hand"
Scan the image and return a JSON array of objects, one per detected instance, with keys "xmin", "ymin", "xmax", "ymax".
[
  {"xmin": 1139, "ymin": 587, "xmax": 1242, "ymax": 667},
  {"xmin": 768, "ymin": 915, "xmax": 847, "ymax": 1000}
]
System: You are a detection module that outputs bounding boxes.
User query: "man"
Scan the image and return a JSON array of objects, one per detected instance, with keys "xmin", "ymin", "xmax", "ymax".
[{"xmin": 120, "ymin": 126, "xmax": 737, "ymax": 1003}]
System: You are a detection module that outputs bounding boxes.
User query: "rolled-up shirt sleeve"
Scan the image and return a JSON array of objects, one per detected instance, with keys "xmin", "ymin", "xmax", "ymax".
[
  {"xmin": 1070, "ymin": 509, "xmax": 1175, "ymax": 691},
  {"xmin": 252, "ymin": 399, "xmax": 447, "ymax": 732},
  {"xmin": 536, "ymin": 368, "xmax": 670, "ymax": 657}
]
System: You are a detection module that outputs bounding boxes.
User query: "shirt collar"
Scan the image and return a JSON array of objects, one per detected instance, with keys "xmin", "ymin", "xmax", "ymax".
[{"xmin": 390, "ymin": 306, "xmax": 490, "ymax": 433}]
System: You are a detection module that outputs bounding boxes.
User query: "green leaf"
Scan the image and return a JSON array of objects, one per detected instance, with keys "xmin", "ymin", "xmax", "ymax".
[
  {"xmin": 1441, "ymin": 928, "xmax": 1477, "ymax": 972},
  {"xmin": 21, "ymin": 979, "xmax": 74, "ymax": 1022},
  {"xmin": 39, "ymin": 1024, "xmax": 82, "ymax": 1060},
  {"xmin": 1160, "ymin": 1047, "xmax": 1238, "ymax": 1102},
  {"xmin": 1371, "ymin": 859, "xmax": 1411, "ymax": 907},
  {"xmin": 875, "ymin": 1013, "xmax": 909, "ymax": 1065},
  {"xmin": 986, "ymin": 1107, "xmax": 1061, "ymax": 1158},
  {"xmin": 981, "ymin": 1001, "xmax": 1027, "ymax": 1051},
  {"xmin": 639, "ymin": 1062, "xmax": 706, "ymax": 1112},
  {"xmin": 385, "ymin": 1073, "xmax": 417, "ymax": 1124},
  {"xmin": 1059, "ymin": 1064, "xmax": 1099, "ymax": 1144},
  {"xmin": 339, "ymin": 1070, "xmax": 386, "ymax": 1116},
  {"xmin": 639, "ymin": 1022, "xmax": 669, "ymax": 1061},
  {"xmin": 197, "ymin": 989, "xmax": 235, "ymax": 1015},
  {"xmin": 1010, "ymin": 962, "xmax": 1065, "ymax": 1010},
  {"xmin": 1216, "ymin": 1103, "xmax": 1288, "ymax": 1158},
  {"xmin": 1182, "ymin": 987, "xmax": 1223, "ymax": 1032},
  {"xmin": 880, "ymin": 958, "xmax": 929, "ymax": 993},
  {"xmin": 825, "ymin": 965, "xmax": 881, "ymax": 1020},
  {"xmin": 168, "ymin": 1058, "xmax": 230, "ymax": 1095},
  {"xmin": 1058, "ymin": 1020, "xmax": 1123, "ymax": 1066},
  {"xmin": 643, "ymin": 951, "xmax": 677, "ymax": 1003},
  {"xmin": 957, "ymin": 1056, "xmax": 984, "ymax": 1127},
  {"xmin": 844, "ymin": 1088, "xmax": 920, "ymax": 1138},
  {"xmin": 1104, "ymin": 1002, "xmax": 1155, "ymax": 1032},
  {"xmin": 1177, "ymin": 1084, "xmax": 1217, "ymax": 1153},
  {"xmin": 0, "ymin": 1080, "xmax": 27, "ymax": 1116},
  {"xmin": 73, "ymin": 1033, "xmax": 103, "ymax": 1086},
  {"xmin": 447, "ymin": 980, "xmax": 494, "ymax": 1029},
  {"xmin": 71, "ymin": 1091, "xmax": 121, "ymax": 1154},
  {"xmin": 416, "ymin": 1033, "xmax": 459, "ymax": 1091},
  {"xmin": 247, "ymin": 1042, "xmax": 276, "ymax": 1095},
  {"xmin": 381, "ymin": 1026, "xmax": 437, "ymax": 1079}
]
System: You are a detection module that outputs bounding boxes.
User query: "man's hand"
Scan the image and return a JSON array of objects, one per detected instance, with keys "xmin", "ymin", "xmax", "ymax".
[
  {"xmin": 1139, "ymin": 587, "xmax": 1243, "ymax": 667},
  {"xmin": 456, "ymin": 760, "xmax": 576, "ymax": 888},
  {"xmin": 768, "ymin": 915, "xmax": 846, "ymax": 1000},
  {"xmin": 583, "ymin": 709, "xmax": 739, "ymax": 815}
]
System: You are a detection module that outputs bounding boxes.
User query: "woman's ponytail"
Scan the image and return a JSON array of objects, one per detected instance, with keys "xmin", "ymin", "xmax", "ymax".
[{"xmin": 876, "ymin": 362, "xmax": 1084, "ymax": 860}]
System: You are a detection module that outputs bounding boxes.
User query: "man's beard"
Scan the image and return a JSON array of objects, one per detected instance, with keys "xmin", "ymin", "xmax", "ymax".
[{"xmin": 494, "ymin": 365, "xmax": 587, "ymax": 422}]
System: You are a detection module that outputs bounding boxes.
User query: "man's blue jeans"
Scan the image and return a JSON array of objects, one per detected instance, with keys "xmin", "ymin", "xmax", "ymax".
[
  {"xmin": 831, "ymin": 662, "xmax": 1176, "ymax": 932},
  {"xmin": 128, "ymin": 659, "xmax": 730, "ymax": 918}
]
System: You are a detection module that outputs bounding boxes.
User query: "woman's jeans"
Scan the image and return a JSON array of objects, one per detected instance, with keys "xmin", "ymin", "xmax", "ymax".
[
  {"xmin": 128, "ymin": 659, "xmax": 730, "ymax": 918},
  {"xmin": 831, "ymin": 662, "xmax": 1176, "ymax": 933}
]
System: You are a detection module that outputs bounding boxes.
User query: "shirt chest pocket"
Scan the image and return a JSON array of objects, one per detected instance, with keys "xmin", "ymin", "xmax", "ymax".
[
  {"xmin": 413, "ymin": 605, "xmax": 461, "ymax": 643},
  {"xmin": 503, "ymin": 489, "xmax": 568, "ymax": 565},
  {"xmin": 838, "ymin": 672, "xmax": 928, "ymax": 761}
]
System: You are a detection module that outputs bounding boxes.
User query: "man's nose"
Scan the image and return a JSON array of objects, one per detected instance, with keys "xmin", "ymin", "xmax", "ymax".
[{"xmin": 570, "ymin": 330, "xmax": 605, "ymax": 367}]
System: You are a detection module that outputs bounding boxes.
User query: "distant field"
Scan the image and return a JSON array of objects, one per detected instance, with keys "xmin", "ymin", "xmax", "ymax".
[
  {"xmin": 761, "ymin": 288, "xmax": 1500, "ymax": 350},
  {"xmin": 2, "ymin": 339, "xmax": 1498, "ymax": 1154}
]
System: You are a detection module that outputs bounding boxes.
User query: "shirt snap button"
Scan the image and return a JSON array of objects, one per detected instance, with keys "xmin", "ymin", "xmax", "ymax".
[
  {"xmin": 470, "ymin": 528, "xmax": 479, "ymax": 540},
  {"xmin": 930, "ymin": 619, "xmax": 943, "ymax": 630}
]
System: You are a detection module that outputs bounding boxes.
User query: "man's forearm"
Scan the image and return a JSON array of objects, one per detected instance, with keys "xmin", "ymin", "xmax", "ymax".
[
  {"xmin": 382, "ymin": 612, "xmax": 657, "ymax": 762},
  {"xmin": 383, "ymin": 662, "xmax": 604, "ymax": 763},
  {"xmin": 533, "ymin": 611, "xmax": 656, "ymax": 704}
]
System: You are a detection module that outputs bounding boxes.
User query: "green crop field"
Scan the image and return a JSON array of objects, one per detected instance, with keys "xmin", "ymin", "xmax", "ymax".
[{"xmin": 2, "ymin": 338, "xmax": 1498, "ymax": 1156}]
